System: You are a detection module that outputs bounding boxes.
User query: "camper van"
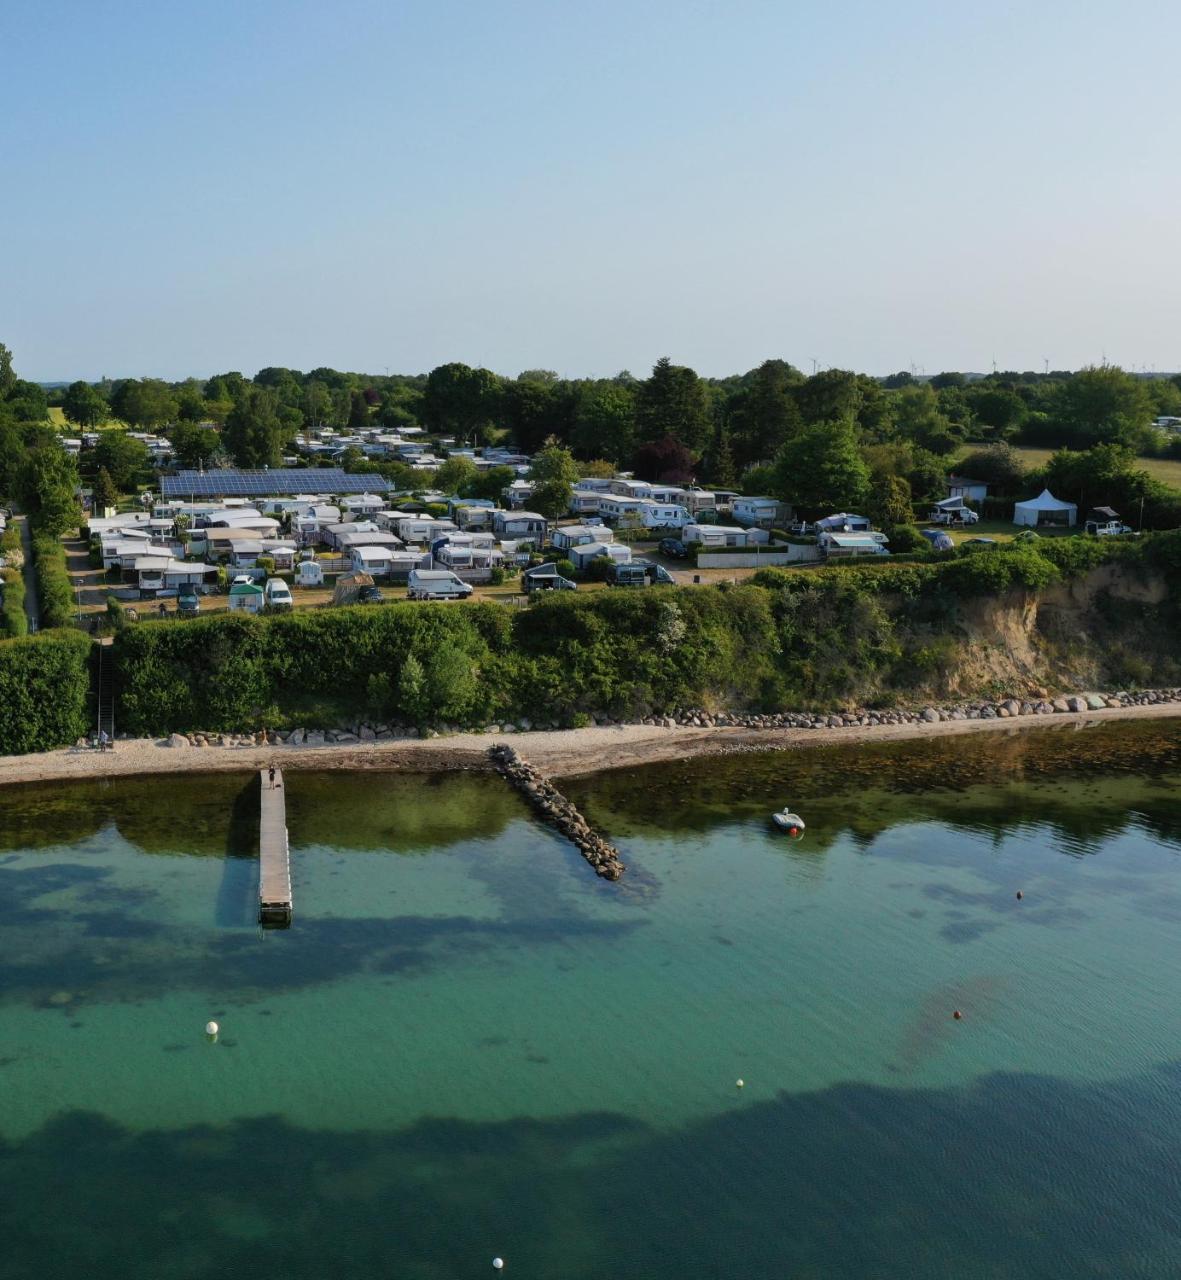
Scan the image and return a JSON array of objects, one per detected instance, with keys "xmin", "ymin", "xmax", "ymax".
[
  {"xmin": 264, "ymin": 578, "xmax": 294, "ymax": 611},
  {"xmin": 407, "ymin": 569, "xmax": 474, "ymax": 601},
  {"xmin": 607, "ymin": 560, "xmax": 675, "ymax": 588}
]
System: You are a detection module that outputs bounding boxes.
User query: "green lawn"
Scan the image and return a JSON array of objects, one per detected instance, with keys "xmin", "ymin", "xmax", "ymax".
[{"xmin": 931, "ymin": 518, "xmax": 1077, "ymax": 546}]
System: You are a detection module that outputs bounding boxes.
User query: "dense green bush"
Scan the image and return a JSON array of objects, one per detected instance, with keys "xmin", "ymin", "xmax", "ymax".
[
  {"xmin": 0, "ymin": 629, "xmax": 91, "ymax": 753},
  {"xmin": 104, "ymin": 530, "xmax": 1181, "ymax": 736},
  {"xmin": 1, "ymin": 567, "xmax": 28, "ymax": 638},
  {"xmin": 31, "ymin": 533, "xmax": 75, "ymax": 629}
]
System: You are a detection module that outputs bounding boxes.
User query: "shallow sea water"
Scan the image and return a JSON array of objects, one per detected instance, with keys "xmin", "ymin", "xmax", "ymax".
[{"xmin": 2, "ymin": 720, "xmax": 1181, "ymax": 1278}]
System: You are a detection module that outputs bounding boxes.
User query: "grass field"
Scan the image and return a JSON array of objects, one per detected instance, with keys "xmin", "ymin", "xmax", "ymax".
[
  {"xmin": 1008, "ymin": 446, "xmax": 1181, "ymax": 490},
  {"xmin": 936, "ymin": 518, "xmax": 1077, "ymax": 546},
  {"xmin": 47, "ymin": 407, "xmax": 129, "ymax": 430}
]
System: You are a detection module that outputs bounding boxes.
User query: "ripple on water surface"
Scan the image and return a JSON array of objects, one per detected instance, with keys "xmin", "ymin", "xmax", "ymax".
[{"xmin": 2, "ymin": 721, "xmax": 1181, "ymax": 1277}]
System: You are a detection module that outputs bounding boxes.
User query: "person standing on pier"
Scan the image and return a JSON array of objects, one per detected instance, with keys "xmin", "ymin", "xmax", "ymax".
[{"xmin": 268, "ymin": 762, "xmax": 276, "ymax": 789}]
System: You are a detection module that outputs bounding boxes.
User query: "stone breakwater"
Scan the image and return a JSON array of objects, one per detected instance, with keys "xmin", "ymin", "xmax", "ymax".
[
  {"xmin": 115, "ymin": 687, "xmax": 1181, "ymax": 749},
  {"xmin": 659, "ymin": 687, "xmax": 1181, "ymax": 732},
  {"xmin": 488, "ymin": 744, "xmax": 626, "ymax": 881}
]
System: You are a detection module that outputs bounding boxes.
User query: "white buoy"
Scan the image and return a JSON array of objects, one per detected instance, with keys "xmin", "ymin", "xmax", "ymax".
[
  {"xmin": 736, "ymin": 1078, "xmax": 745, "ymax": 1089},
  {"xmin": 492, "ymin": 1258, "xmax": 505, "ymax": 1271},
  {"xmin": 205, "ymin": 1021, "xmax": 219, "ymax": 1037}
]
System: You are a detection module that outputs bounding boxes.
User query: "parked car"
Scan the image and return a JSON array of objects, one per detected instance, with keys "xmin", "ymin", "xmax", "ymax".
[
  {"xmin": 231, "ymin": 573, "xmax": 255, "ymax": 587},
  {"xmin": 358, "ymin": 584, "xmax": 385, "ymax": 604},
  {"xmin": 176, "ymin": 584, "xmax": 200, "ymax": 615},
  {"xmin": 659, "ymin": 538, "xmax": 689, "ymax": 559},
  {"xmin": 523, "ymin": 564, "xmax": 577, "ymax": 593},
  {"xmin": 264, "ymin": 579, "xmax": 294, "ymax": 611},
  {"xmin": 407, "ymin": 569, "xmax": 474, "ymax": 600},
  {"xmin": 608, "ymin": 560, "xmax": 675, "ymax": 587}
]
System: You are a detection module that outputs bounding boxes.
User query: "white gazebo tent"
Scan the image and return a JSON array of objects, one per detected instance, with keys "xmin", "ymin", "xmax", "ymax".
[{"xmin": 1013, "ymin": 489, "xmax": 1077, "ymax": 528}]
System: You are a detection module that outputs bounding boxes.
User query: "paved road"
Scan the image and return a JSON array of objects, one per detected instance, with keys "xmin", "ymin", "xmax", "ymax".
[{"xmin": 15, "ymin": 515, "xmax": 40, "ymax": 632}]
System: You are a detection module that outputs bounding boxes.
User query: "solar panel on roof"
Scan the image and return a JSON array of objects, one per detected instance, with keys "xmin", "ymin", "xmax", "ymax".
[{"xmin": 160, "ymin": 469, "xmax": 392, "ymax": 498}]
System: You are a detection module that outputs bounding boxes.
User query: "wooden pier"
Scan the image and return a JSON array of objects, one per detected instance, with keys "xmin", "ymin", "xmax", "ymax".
[{"xmin": 258, "ymin": 768, "xmax": 292, "ymax": 927}]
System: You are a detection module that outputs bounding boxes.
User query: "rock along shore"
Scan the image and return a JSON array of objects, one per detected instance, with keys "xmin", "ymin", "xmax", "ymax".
[{"xmin": 488, "ymin": 743, "xmax": 626, "ymax": 881}]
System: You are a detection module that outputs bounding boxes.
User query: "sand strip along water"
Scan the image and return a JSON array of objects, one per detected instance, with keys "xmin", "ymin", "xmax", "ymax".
[{"xmin": 2, "ymin": 702, "xmax": 1181, "ymax": 789}]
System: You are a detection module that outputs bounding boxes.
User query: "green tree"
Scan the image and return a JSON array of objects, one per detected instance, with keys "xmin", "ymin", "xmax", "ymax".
[
  {"xmin": 302, "ymin": 381, "xmax": 333, "ymax": 430},
  {"xmin": 169, "ymin": 421, "xmax": 221, "ymax": 469},
  {"xmin": 571, "ymin": 384, "xmax": 636, "ymax": 463},
  {"xmin": 736, "ymin": 359, "xmax": 804, "ymax": 464},
  {"xmin": 62, "ymin": 380, "xmax": 110, "ymax": 429},
  {"xmin": 0, "ymin": 342, "xmax": 14, "ymax": 395},
  {"xmin": 347, "ymin": 390, "xmax": 370, "ymax": 430},
  {"xmin": 529, "ymin": 436, "xmax": 579, "ymax": 487},
  {"xmin": 19, "ymin": 442, "xmax": 80, "ymax": 535},
  {"xmin": 436, "ymin": 455, "xmax": 479, "ymax": 494},
  {"xmin": 892, "ymin": 384, "xmax": 961, "ymax": 455},
  {"xmin": 223, "ymin": 388, "xmax": 285, "ymax": 468},
  {"xmin": 91, "ymin": 467, "xmax": 118, "ymax": 515},
  {"xmin": 396, "ymin": 652, "xmax": 428, "ymax": 724},
  {"xmin": 93, "ymin": 431, "xmax": 150, "ymax": 490},
  {"xmin": 175, "ymin": 380, "xmax": 207, "ymax": 422},
  {"xmin": 796, "ymin": 369, "xmax": 861, "ymax": 424},
  {"xmin": 1043, "ymin": 444, "xmax": 1152, "ymax": 516},
  {"xmin": 501, "ymin": 377, "xmax": 560, "ymax": 453},
  {"xmin": 466, "ymin": 465, "xmax": 516, "ymax": 504},
  {"xmin": 422, "ymin": 363, "xmax": 503, "ymax": 445},
  {"xmin": 1048, "ymin": 365, "xmax": 1154, "ymax": 451},
  {"xmin": 867, "ymin": 474, "xmax": 914, "ymax": 532},
  {"xmin": 772, "ymin": 418, "xmax": 871, "ymax": 516},
  {"xmin": 635, "ymin": 357, "xmax": 709, "ymax": 450},
  {"xmin": 110, "ymin": 378, "xmax": 179, "ymax": 429},
  {"xmin": 955, "ymin": 443, "xmax": 1027, "ymax": 497}
]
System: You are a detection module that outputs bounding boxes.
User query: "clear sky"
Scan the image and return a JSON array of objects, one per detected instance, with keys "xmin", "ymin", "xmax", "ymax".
[{"xmin": 3, "ymin": 0, "xmax": 1179, "ymax": 382}]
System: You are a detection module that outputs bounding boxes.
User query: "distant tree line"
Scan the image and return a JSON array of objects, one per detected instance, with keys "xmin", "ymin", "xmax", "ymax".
[{"xmin": 5, "ymin": 339, "xmax": 1181, "ymax": 535}]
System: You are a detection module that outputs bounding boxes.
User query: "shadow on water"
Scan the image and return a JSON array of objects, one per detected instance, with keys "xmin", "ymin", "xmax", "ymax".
[
  {"xmin": 3, "ymin": 1062, "xmax": 1181, "ymax": 1279},
  {"xmin": 564, "ymin": 719, "xmax": 1181, "ymax": 858},
  {"xmin": 214, "ymin": 775, "xmax": 260, "ymax": 929}
]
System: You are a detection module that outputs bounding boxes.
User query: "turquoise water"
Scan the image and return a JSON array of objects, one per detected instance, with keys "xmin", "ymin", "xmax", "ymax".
[{"xmin": 3, "ymin": 723, "xmax": 1181, "ymax": 1277}]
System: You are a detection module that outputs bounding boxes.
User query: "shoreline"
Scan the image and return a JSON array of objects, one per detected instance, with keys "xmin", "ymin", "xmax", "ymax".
[{"xmin": 2, "ymin": 702, "xmax": 1180, "ymax": 788}]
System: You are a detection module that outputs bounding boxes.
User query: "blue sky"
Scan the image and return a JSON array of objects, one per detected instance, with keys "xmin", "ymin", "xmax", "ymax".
[{"xmin": 3, "ymin": 0, "xmax": 1179, "ymax": 381}]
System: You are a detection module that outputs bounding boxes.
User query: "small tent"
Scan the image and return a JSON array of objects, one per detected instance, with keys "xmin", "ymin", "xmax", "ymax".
[{"xmin": 1013, "ymin": 489, "xmax": 1077, "ymax": 528}]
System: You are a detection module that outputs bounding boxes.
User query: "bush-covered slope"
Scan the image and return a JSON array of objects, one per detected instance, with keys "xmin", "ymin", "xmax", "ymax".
[{"xmin": 108, "ymin": 533, "xmax": 1181, "ymax": 736}]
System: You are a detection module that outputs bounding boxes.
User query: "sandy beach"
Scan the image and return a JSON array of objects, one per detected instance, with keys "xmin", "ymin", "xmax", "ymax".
[{"xmin": 2, "ymin": 702, "xmax": 1180, "ymax": 789}]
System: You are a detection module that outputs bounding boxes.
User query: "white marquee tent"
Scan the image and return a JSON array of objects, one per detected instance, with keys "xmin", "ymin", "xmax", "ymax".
[{"xmin": 1013, "ymin": 489, "xmax": 1077, "ymax": 528}]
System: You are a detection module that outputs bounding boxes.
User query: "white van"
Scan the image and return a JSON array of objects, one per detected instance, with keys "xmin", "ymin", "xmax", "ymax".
[
  {"xmin": 407, "ymin": 569, "xmax": 474, "ymax": 601},
  {"xmin": 264, "ymin": 578, "xmax": 294, "ymax": 610}
]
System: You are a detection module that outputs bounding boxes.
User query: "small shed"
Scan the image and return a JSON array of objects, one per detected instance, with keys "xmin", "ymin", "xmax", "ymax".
[
  {"xmin": 295, "ymin": 560, "xmax": 324, "ymax": 587},
  {"xmin": 1013, "ymin": 489, "xmax": 1077, "ymax": 528},
  {"xmin": 333, "ymin": 572, "xmax": 374, "ymax": 605},
  {"xmin": 228, "ymin": 581, "xmax": 265, "ymax": 613}
]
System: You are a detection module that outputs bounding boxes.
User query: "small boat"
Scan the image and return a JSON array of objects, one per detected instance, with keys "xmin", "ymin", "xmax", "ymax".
[{"xmin": 772, "ymin": 808, "xmax": 805, "ymax": 835}]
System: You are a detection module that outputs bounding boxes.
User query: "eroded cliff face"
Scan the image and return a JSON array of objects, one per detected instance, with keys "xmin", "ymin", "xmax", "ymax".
[{"xmin": 931, "ymin": 566, "xmax": 1176, "ymax": 700}]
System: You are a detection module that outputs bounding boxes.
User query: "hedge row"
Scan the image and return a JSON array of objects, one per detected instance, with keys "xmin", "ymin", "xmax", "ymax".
[
  {"xmin": 31, "ymin": 534, "xmax": 75, "ymax": 629},
  {"xmin": 0, "ymin": 629, "xmax": 91, "ymax": 754},
  {"xmin": 106, "ymin": 531, "xmax": 1181, "ymax": 735},
  {"xmin": 112, "ymin": 587, "xmax": 781, "ymax": 734},
  {"xmin": 1, "ymin": 568, "xmax": 28, "ymax": 638}
]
